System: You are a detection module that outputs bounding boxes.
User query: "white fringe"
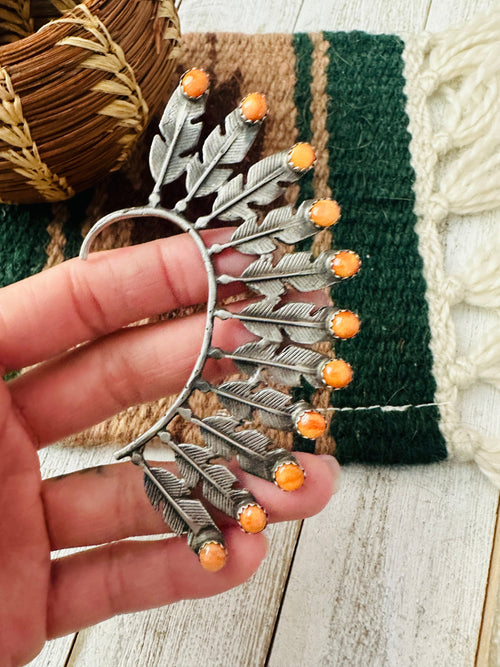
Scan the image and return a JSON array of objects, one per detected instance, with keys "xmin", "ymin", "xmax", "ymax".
[
  {"xmin": 445, "ymin": 229, "xmax": 500, "ymax": 308},
  {"xmin": 451, "ymin": 329, "xmax": 500, "ymax": 392},
  {"xmin": 473, "ymin": 436, "xmax": 500, "ymax": 488},
  {"xmin": 403, "ymin": 8, "xmax": 500, "ymax": 486}
]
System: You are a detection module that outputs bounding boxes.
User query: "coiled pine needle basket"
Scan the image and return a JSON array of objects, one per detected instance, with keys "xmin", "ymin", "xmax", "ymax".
[{"xmin": 0, "ymin": 0, "xmax": 181, "ymax": 203}]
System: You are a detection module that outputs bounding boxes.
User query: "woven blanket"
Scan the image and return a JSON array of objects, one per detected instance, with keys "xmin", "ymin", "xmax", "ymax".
[{"xmin": 1, "ymin": 16, "xmax": 499, "ymax": 482}]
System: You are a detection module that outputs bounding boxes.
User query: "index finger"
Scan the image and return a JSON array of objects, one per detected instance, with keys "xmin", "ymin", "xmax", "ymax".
[{"xmin": 0, "ymin": 228, "xmax": 250, "ymax": 372}]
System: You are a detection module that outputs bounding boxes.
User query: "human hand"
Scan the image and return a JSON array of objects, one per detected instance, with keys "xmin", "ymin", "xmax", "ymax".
[{"xmin": 0, "ymin": 228, "xmax": 340, "ymax": 666}]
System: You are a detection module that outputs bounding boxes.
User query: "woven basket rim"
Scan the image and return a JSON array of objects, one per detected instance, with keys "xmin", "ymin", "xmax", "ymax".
[{"xmin": 0, "ymin": 0, "xmax": 181, "ymax": 204}]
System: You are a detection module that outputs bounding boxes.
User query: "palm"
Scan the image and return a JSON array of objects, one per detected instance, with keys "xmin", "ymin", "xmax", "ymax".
[
  {"xmin": 0, "ymin": 231, "xmax": 338, "ymax": 667},
  {"xmin": 0, "ymin": 386, "xmax": 49, "ymax": 665}
]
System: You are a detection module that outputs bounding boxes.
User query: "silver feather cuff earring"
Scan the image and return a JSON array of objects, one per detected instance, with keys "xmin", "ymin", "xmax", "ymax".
[{"xmin": 80, "ymin": 68, "xmax": 360, "ymax": 572}]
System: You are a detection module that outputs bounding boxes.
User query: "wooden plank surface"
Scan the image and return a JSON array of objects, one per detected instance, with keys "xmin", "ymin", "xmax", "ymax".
[
  {"xmin": 27, "ymin": 0, "xmax": 500, "ymax": 665},
  {"xmin": 65, "ymin": 522, "xmax": 301, "ymax": 667},
  {"xmin": 268, "ymin": 463, "xmax": 498, "ymax": 667}
]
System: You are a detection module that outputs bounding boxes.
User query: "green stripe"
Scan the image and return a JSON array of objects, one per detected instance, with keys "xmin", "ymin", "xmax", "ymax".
[
  {"xmin": 292, "ymin": 33, "xmax": 315, "ymax": 453},
  {"xmin": 0, "ymin": 203, "xmax": 52, "ymax": 288},
  {"xmin": 292, "ymin": 33, "xmax": 315, "ymax": 208},
  {"xmin": 292, "ymin": 31, "xmax": 446, "ymax": 464}
]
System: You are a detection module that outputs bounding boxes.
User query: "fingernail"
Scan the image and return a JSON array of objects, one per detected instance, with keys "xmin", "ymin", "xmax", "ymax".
[{"xmin": 318, "ymin": 454, "xmax": 341, "ymax": 493}]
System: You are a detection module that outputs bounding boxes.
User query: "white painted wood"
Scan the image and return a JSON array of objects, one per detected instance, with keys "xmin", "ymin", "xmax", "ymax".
[
  {"xmin": 294, "ymin": 0, "xmax": 431, "ymax": 32},
  {"xmin": 269, "ymin": 463, "xmax": 499, "ymax": 667},
  {"xmin": 65, "ymin": 522, "xmax": 301, "ymax": 667},
  {"xmin": 27, "ymin": 636, "xmax": 76, "ymax": 667},
  {"xmin": 425, "ymin": 0, "xmax": 496, "ymax": 29},
  {"xmin": 178, "ymin": 0, "xmax": 303, "ymax": 33}
]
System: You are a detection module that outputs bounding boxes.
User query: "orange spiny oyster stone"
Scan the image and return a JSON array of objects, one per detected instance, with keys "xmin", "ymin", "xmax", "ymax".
[
  {"xmin": 331, "ymin": 250, "xmax": 361, "ymax": 279},
  {"xmin": 310, "ymin": 199, "xmax": 341, "ymax": 228},
  {"xmin": 321, "ymin": 358, "xmax": 353, "ymax": 389},
  {"xmin": 240, "ymin": 92, "xmax": 267, "ymax": 122},
  {"xmin": 181, "ymin": 68, "xmax": 209, "ymax": 98},
  {"xmin": 238, "ymin": 504, "xmax": 268, "ymax": 533},
  {"xmin": 296, "ymin": 409, "xmax": 327, "ymax": 439},
  {"xmin": 198, "ymin": 541, "xmax": 227, "ymax": 572},
  {"xmin": 330, "ymin": 310, "xmax": 360, "ymax": 339},
  {"xmin": 274, "ymin": 461, "xmax": 305, "ymax": 491},
  {"xmin": 288, "ymin": 142, "xmax": 316, "ymax": 171}
]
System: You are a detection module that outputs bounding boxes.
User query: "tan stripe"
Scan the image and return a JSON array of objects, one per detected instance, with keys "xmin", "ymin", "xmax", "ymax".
[
  {"xmin": 206, "ymin": 33, "xmax": 299, "ymax": 451},
  {"xmin": 43, "ymin": 204, "xmax": 68, "ymax": 270},
  {"xmin": 0, "ymin": 67, "xmax": 74, "ymax": 201},
  {"xmin": 308, "ymin": 34, "xmax": 336, "ymax": 456},
  {"xmin": 211, "ymin": 33, "xmax": 298, "ymax": 153},
  {"xmin": 56, "ymin": 5, "xmax": 149, "ymax": 171}
]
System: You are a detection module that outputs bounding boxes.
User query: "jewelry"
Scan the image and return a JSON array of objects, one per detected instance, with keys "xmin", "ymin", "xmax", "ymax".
[{"xmin": 80, "ymin": 68, "xmax": 360, "ymax": 572}]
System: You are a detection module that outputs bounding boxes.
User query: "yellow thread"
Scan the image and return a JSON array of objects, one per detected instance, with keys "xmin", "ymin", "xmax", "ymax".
[
  {"xmin": 0, "ymin": 67, "xmax": 75, "ymax": 201},
  {"xmin": 55, "ymin": 4, "xmax": 149, "ymax": 170},
  {"xmin": 49, "ymin": 0, "xmax": 77, "ymax": 13},
  {"xmin": 157, "ymin": 0, "xmax": 182, "ymax": 57}
]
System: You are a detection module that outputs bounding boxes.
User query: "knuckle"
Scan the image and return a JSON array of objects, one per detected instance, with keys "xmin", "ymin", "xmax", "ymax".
[{"xmin": 67, "ymin": 261, "xmax": 111, "ymax": 339}]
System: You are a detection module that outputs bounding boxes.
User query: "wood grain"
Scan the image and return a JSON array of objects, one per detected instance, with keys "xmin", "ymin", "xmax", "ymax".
[
  {"xmin": 64, "ymin": 522, "xmax": 301, "ymax": 667},
  {"xmin": 269, "ymin": 463, "xmax": 498, "ymax": 666}
]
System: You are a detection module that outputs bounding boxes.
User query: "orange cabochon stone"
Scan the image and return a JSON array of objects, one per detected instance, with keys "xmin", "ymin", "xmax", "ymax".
[
  {"xmin": 198, "ymin": 541, "xmax": 227, "ymax": 572},
  {"xmin": 240, "ymin": 92, "xmax": 267, "ymax": 122},
  {"xmin": 296, "ymin": 410, "xmax": 327, "ymax": 439},
  {"xmin": 331, "ymin": 250, "xmax": 361, "ymax": 278},
  {"xmin": 238, "ymin": 504, "xmax": 268, "ymax": 533},
  {"xmin": 310, "ymin": 199, "xmax": 341, "ymax": 228},
  {"xmin": 322, "ymin": 358, "xmax": 353, "ymax": 389},
  {"xmin": 330, "ymin": 310, "xmax": 360, "ymax": 339},
  {"xmin": 288, "ymin": 142, "xmax": 316, "ymax": 171},
  {"xmin": 181, "ymin": 68, "xmax": 209, "ymax": 98},
  {"xmin": 274, "ymin": 462, "xmax": 305, "ymax": 491}
]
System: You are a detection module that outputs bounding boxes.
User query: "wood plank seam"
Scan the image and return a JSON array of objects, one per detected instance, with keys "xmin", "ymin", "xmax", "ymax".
[
  {"xmin": 264, "ymin": 519, "xmax": 305, "ymax": 666},
  {"xmin": 476, "ymin": 493, "xmax": 500, "ymax": 666}
]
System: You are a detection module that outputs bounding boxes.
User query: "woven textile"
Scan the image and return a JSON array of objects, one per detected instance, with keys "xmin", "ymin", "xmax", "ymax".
[{"xmin": 1, "ymin": 20, "xmax": 499, "ymax": 480}]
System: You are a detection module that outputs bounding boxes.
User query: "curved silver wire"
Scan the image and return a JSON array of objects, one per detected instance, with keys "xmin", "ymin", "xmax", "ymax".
[{"xmin": 80, "ymin": 205, "xmax": 218, "ymax": 460}]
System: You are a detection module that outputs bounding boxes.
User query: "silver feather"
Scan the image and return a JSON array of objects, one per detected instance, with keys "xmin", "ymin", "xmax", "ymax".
[
  {"xmin": 225, "ymin": 207, "xmax": 292, "ymax": 255},
  {"xmin": 198, "ymin": 415, "xmax": 274, "ymax": 481},
  {"xmin": 168, "ymin": 440, "xmax": 257, "ymax": 519},
  {"xmin": 226, "ymin": 301, "xmax": 332, "ymax": 344},
  {"xmin": 219, "ymin": 341, "xmax": 328, "ymax": 387},
  {"xmin": 142, "ymin": 464, "xmax": 218, "ymax": 539},
  {"xmin": 149, "ymin": 85, "xmax": 206, "ymax": 194},
  {"xmin": 215, "ymin": 341, "xmax": 279, "ymax": 376},
  {"xmin": 220, "ymin": 200, "xmax": 321, "ymax": 255},
  {"xmin": 218, "ymin": 252, "xmax": 336, "ymax": 297},
  {"xmin": 251, "ymin": 387, "xmax": 295, "ymax": 429},
  {"xmin": 200, "ymin": 463, "xmax": 254, "ymax": 518},
  {"xmin": 195, "ymin": 150, "xmax": 301, "ymax": 228},
  {"xmin": 213, "ymin": 380, "xmax": 293, "ymax": 429},
  {"xmin": 273, "ymin": 345, "xmax": 327, "ymax": 387},
  {"xmin": 177, "ymin": 108, "xmax": 261, "ymax": 211}
]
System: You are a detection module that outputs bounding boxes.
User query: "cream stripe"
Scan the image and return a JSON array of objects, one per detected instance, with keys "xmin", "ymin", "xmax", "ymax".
[
  {"xmin": 403, "ymin": 34, "xmax": 478, "ymax": 468},
  {"xmin": 0, "ymin": 67, "xmax": 74, "ymax": 201},
  {"xmin": 56, "ymin": 4, "xmax": 149, "ymax": 171}
]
